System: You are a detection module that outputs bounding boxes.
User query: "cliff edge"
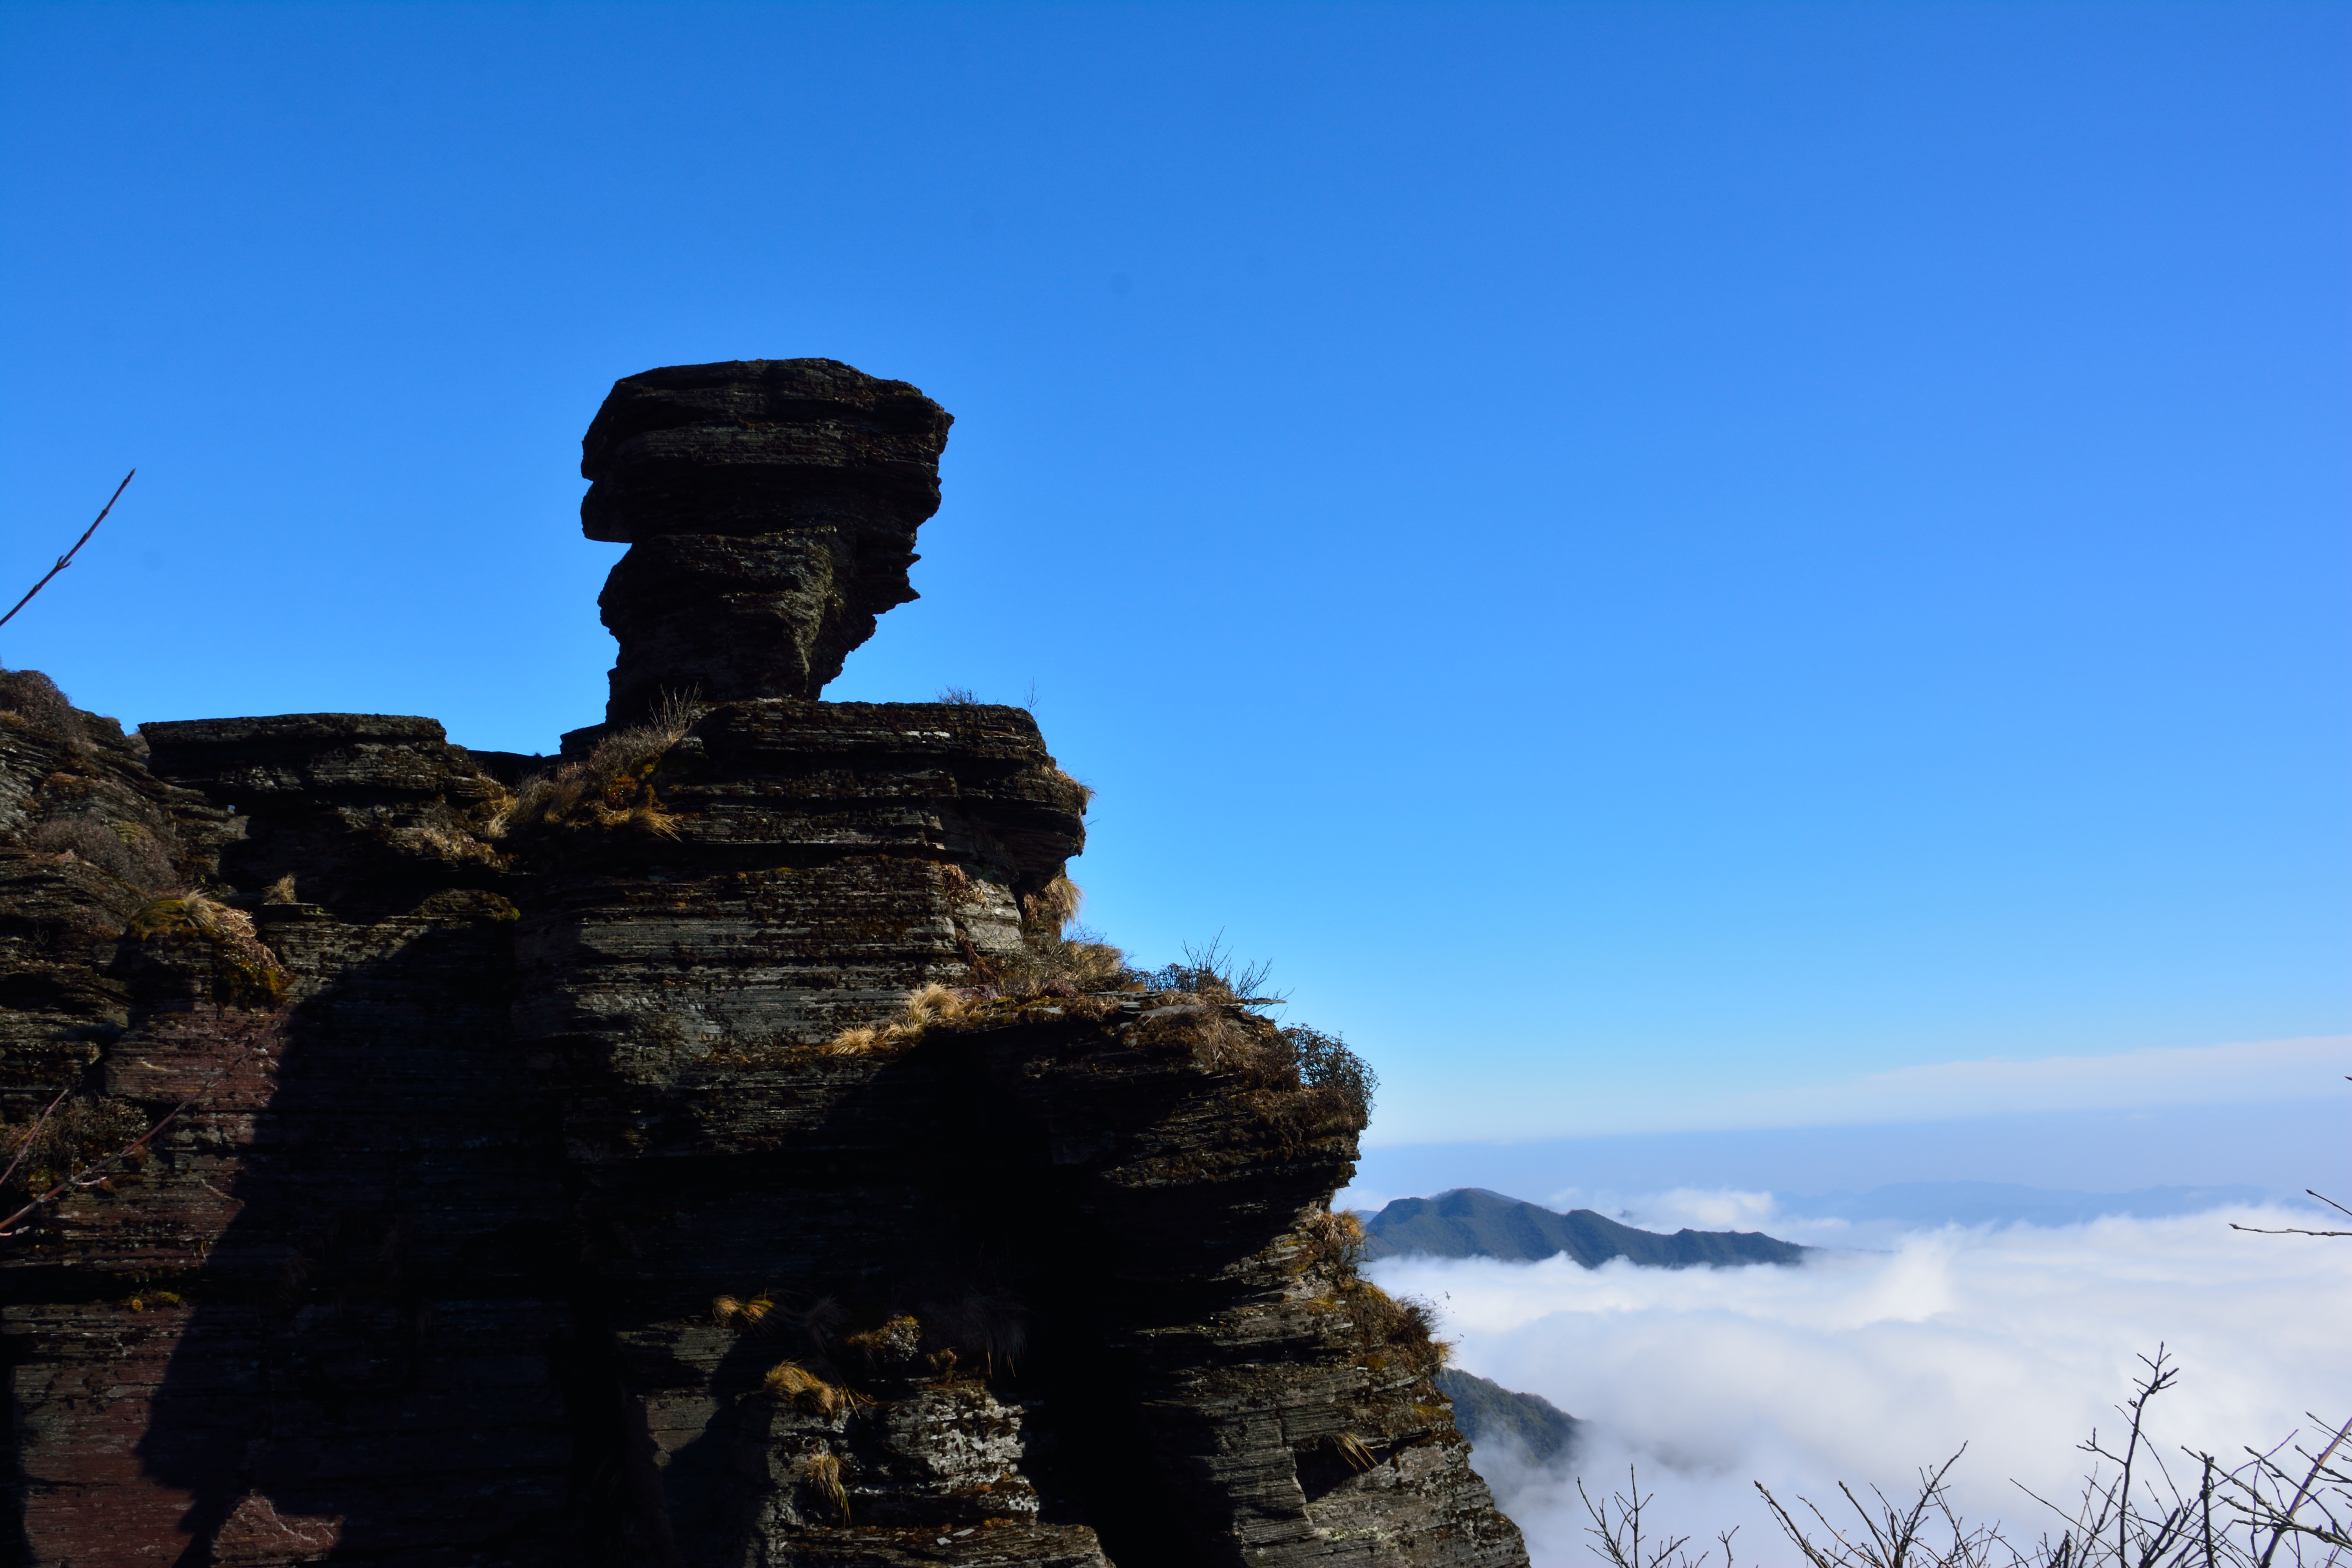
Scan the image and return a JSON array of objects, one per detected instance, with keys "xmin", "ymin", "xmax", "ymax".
[{"xmin": 0, "ymin": 361, "xmax": 1527, "ymax": 1568}]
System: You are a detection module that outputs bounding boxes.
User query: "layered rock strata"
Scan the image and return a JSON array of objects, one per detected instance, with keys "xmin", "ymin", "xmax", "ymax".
[
  {"xmin": 583, "ymin": 359, "xmax": 955, "ymax": 729},
  {"xmin": 1, "ymin": 703, "xmax": 579, "ymax": 1564},
  {"xmin": 0, "ymin": 362, "xmax": 1526, "ymax": 1568}
]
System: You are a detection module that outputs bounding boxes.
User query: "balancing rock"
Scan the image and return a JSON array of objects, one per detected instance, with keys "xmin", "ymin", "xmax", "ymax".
[{"xmin": 583, "ymin": 358, "xmax": 955, "ymax": 726}]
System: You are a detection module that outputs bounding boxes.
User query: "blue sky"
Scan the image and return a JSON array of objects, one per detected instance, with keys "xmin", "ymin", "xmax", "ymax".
[{"xmin": 3, "ymin": 2, "xmax": 2344, "ymax": 1168}]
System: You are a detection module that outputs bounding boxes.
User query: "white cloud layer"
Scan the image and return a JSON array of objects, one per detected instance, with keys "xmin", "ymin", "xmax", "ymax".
[{"xmin": 1370, "ymin": 1205, "xmax": 2352, "ymax": 1566}]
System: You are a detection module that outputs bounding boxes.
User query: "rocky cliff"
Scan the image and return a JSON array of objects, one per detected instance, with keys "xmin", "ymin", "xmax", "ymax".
[{"xmin": 0, "ymin": 359, "xmax": 1528, "ymax": 1568}]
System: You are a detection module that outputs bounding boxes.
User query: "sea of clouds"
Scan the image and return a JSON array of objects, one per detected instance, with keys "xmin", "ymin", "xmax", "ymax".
[{"xmin": 1367, "ymin": 1199, "xmax": 2352, "ymax": 1566}]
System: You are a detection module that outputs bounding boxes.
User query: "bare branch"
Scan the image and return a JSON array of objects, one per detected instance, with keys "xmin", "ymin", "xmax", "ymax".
[
  {"xmin": 2230, "ymin": 1224, "xmax": 2352, "ymax": 1239},
  {"xmin": 0, "ymin": 470, "xmax": 135, "ymax": 632},
  {"xmin": 2304, "ymin": 1190, "xmax": 2352, "ymax": 1222},
  {"xmin": 2257, "ymin": 1414, "xmax": 2352, "ymax": 1568},
  {"xmin": 0, "ymin": 1078, "xmax": 81, "ymax": 1191},
  {"xmin": 0, "ymin": 1033, "xmax": 270, "ymax": 1238}
]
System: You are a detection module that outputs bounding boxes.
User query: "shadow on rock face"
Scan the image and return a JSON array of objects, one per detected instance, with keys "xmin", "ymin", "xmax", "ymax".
[{"xmin": 130, "ymin": 907, "xmax": 590, "ymax": 1566}]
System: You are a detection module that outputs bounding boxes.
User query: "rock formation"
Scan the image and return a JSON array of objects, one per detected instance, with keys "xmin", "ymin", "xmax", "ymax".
[
  {"xmin": 0, "ymin": 363, "xmax": 1528, "ymax": 1567},
  {"xmin": 584, "ymin": 359, "xmax": 955, "ymax": 730}
]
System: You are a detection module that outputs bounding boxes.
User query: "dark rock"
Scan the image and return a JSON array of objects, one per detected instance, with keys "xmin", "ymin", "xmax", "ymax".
[
  {"xmin": 512, "ymin": 699, "xmax": 1085, "ymax": 1053},
  {"xmin": 5, "ymin": 696, "xmax": 573, "ymax": 1565},
  {"xmin": 0, "ymin": 363, "xmax": 1527, "ymax": 1567},
  {"xmin": 141, "ymin": 712, "xmax": 512, "ymax": 922},
  {"xmin": 582, "ymin": 359, "xmax": 955, "ymax": 726}
]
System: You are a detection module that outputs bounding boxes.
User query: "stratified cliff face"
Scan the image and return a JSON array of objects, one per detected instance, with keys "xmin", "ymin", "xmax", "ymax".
[{"xmin": 0, "ymin": 361, "xmax": 1527, "ymax": 1568}]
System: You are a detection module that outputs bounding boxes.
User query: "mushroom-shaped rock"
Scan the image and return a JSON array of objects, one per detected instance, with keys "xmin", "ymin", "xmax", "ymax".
[{"xmin": 581, "ymin": 358, "xmax": 953, "ymax": 725}]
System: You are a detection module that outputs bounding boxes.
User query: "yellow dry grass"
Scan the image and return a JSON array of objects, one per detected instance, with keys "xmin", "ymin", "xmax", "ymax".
[
  {"xmin": 711, "ymin": 1291, "xmax": 775, "ymax": 1329},
  {"xmin": 817, "ymin": 983, "xmax": 973, "ymax": 1056},
  {"xmin": 799, "ymin": 1452, "xmax": 851, "ymax": 1522},
  {"xmin": 1303, "ymin": 1207, "xmax": 1367, "ymax": 1272},
  {"xmin": 763, "ymin": 1360, "xmax": 866, "ymax": 1417},
  {"xmin": 386, "ymin": 821, "xmax": 508, "ymax": 864},
  {"xmin": 976, "ymin": 927, "xmax": 1136, "ymax": 1000},
  {"xmin": 1021, "ymin": 874, "xmax": 1083, "ymax": 931},
  {"xmin": 125, "ymin": 890, "xmax": 289, "ymax": 1007},
  {"xmin": 496, "ymin": 691, "xmax": 705, "ymax": 838},
  {"xmin": 1336, "ymin": 1278, "xmax": 1452, "ymax": 1373}
]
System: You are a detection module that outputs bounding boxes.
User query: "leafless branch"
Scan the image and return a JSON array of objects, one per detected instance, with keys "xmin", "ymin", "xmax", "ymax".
[
  {"xmin": 2230, "ymin": 1224, "xmax": 2352, "ymax": 1239},
  {"xmin": 1584, "ymin": 1466, "xmax": 1708, "ymax": 1568},
  {"xmin": 0, "ymin": 1033, "xmax": 270, "ymax": 1238},
  {"xmin": 2232, "ymin": 1194, "xmax": 2352, "ymax": 1238},
  {"xmin": 0, "ymin": 1078, "xmax": 81, "ymax": 1191},
  {"xmin": 0, "ymin": 469, "xmax": 135, "ymax": 632}
]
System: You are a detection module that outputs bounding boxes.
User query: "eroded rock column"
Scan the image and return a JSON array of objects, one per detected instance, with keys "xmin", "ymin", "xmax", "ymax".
[{"xmin": 582, "ymin": 359, "xmax": 955, "ymax": 728}]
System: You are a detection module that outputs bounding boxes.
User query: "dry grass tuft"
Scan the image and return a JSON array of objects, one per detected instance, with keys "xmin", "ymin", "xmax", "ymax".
[
  {"xmin": 816, "ymin": 983, "xmax": 974, "ymax": 1056},
  {"xmin": 712, "ymin": 1291, "xmax": 775, "ymax": 1329},
  {"xmin": 263, "ymin": 874, "xmax": 299, "ymax": 905},
  {"xmin": 1127, "ymin": 1007, "xmax": 1377, "ymax": 1130},
  {"xmin": 0, "ymin": 669, "xmax": 83, "ymax": 746},
  {"xmin": 2, "ymin": 1095, "xmax": 150, "ymax": 1206},
  {"xmin": 384, "ymin": 820, "xmax": 508, "ymax": 864},
  {"xmin": 1339, "ymin": 1278, "xmax": 1451, "ymax": 1374},
  {"xmin": 1021, "ymin": 875, "xmax": 1083, "ymax": 932},
  {"xmin": 29, "ymin": 814, "xmax": 173, "ymax": 893},
  {"xmin": 900, "ymin": 982, "xmax": 964, "ymax": 1029},
  {"xmin": 971, "ymin": 917, "xmax": 1379, "ymax": 1123},
  {"xmin": 1304, "ymin": 1207, "xmax": 1367, "ymax": 1272},
  {"xmin": 820, "ymin": 1027, "xmax": 883, "ymax": 1056},
  {"xmin": 763, "ymin": 1360, "xmax": 866, "ymax": 1417},
  {"xmin": 798, "ymin": 1452, "xmax": 851, "ymax": 1522},
  {"xmin": 497, "ymin": 690, "xmax": 706, "ymax": 838},
  {"xmin": 125, "ymin": 890, "xmax": 289, "ymax": 1007},
  {"xmin": 843, "ymin": 1315, "xmax": 923, "ymax": 1372},
  {"xmin": 1270, "ymin": 1025, "xmax": 1378, "ymax": 1125},
  {"xmin": 764, "ymin": 1361, "xmax": 828, "ymax": 1400},
  {"xmin": 1132, "ymin": 935, "xmax": 1278, "ymax": 1004},
  {"xmin": 130, "ymin": 886, "xmax": 220, "ymax": 935},
  {"xmin": 975, "ymin": 926, "xmax": 1137, "ymax": 1000},
  {"xmin": 1143, "ymin": 1004, "xmax": 1257, "ymax": 1071}
]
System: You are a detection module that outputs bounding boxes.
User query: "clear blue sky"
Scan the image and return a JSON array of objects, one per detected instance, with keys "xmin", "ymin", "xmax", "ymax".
[{"xmin": 3, "ymin": 3, "xmax": 2344, "ymax": 1156}]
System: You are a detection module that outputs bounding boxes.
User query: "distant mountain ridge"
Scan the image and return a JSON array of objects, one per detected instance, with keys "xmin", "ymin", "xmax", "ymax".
[
  {"xmin": 1360, "ymin": 1187, "xmax": 1806, "ymax": 1266},
  {"xmin": 1435, "ymin": 1369, "xmax": 1582, "ymax": 1464}
]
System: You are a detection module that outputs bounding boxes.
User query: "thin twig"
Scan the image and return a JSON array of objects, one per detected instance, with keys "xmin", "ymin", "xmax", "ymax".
[
  {"xmin": 2258, "ymin": 1414, "xmax": 2352, "ymax": 1568},
  {"xmin": 0, "ymin": 1078, "xmax": 80, "ymax": 1191},
  {"xmin": 2200, "ymin": 1452, "xmax": 2217, "ymax": 1568},
  {"xmin": 2305, "ymin": 1190, "xmax": 2352, "ymax": 1222},
  {"xmin": 0, "ymin": 1036, "xmax": 266, "ymax": 1238},
  {"xmin": 0, "ymin": 470, "xmax": 135, "ymax": 632},
  {"xmin": 2114, "ymin": 1350, "xmax": 2173, "ymax": 1568},
  {"xmin": 2230, "ymin": 1224, "xmax": 2352, "ymax": 1238}
]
